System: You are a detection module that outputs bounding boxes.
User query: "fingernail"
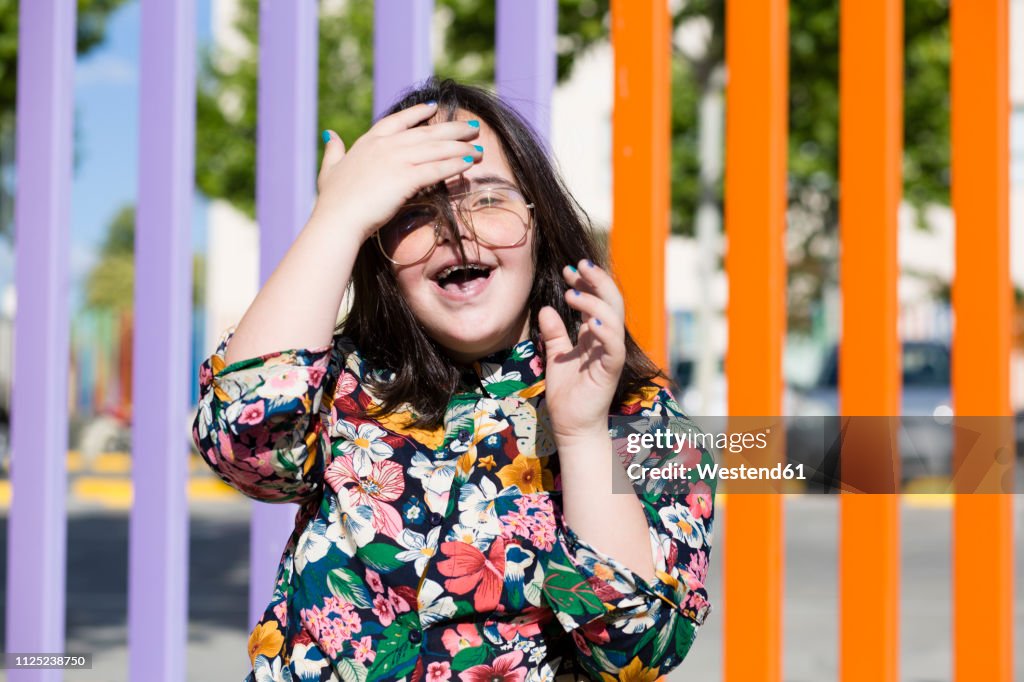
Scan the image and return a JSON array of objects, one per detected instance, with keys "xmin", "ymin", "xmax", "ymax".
[
  {"xmin": 572, "ymin": 289, "xmax": 581, "ymax": 296},
  {"xmin": 585, "ymin": 259, "xmax": 595, "ymax": 268},
  {"xmin": 473, "ymin": 144, "xmax": 484, "ymax": 152},
  {"xmin": 426, "ymin": 100, "xmax": 437, "ymax": 107},
  {"xmin": 595, "ymin": 318, "xmax": 602, "ymax": 326},
  {"xmin": 567, "ymin": 265, "xmax": 577, "ymax": 273},
  {"xmin": 468, "ymin": 120, "xmax": 480, "ymax": 128},
  {"xmin": 463, "ymin": 155, "xmax": 474, "ymax": 163},
  {"xmin": 321, "ymin": 130, "xmax": 331, "ymax": 144}
]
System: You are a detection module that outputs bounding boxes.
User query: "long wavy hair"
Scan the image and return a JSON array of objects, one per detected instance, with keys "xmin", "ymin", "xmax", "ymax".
[{"xmin": 338, "ymin": 77, "xmax": 666, "ymax": 427}]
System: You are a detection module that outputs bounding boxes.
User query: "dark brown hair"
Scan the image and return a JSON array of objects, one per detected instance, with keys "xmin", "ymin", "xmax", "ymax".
[{"xmin": 339, "ymin": 77, "xmax": 666, "ymax": 427}]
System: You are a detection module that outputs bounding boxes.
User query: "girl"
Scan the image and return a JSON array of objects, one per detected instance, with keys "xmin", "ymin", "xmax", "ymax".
[{"xmin": 193, "ymin": 77, "xmax": 714, "ymax": 682}]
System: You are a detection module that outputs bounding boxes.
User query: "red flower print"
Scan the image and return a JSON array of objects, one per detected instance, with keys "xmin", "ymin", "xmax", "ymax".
[
  {"xmin": 458, "ymin": 650, "xmax": 526, "ymax": 682},
  {"xmin": 365, "ymin": 569, "xmax": 384, "ymax": 594},
  {"xmin": 685, "ymin": 481, "xmax": 713, "ymax": 519},
  {"xmin": 238, "ymin": 401, "xmax": 265, "ymax": 425},
  {"xmin": 306, "ymin": 365, "xmax": 326, "ymax": 388},
  {"xmin": 387, "ymin": 586, "xmax": 411, "ymax": 613},
  {"xmin": 325, "ymin": 456, "xmax": 405, "ymax": 536},
  {"xmin": 372, "ymin": 593, "xmax": 395, "ymax": 626},
  {"xmin": 437, "ymin": 538, "xmax": 506, "ymax": 612},
  {"xmin": 441, "ymin": 624, "xmax": 483, "ymax": 657},
  {"xmin": 427, "ymin": 661, "xmax": 452, "ymax": 682}
]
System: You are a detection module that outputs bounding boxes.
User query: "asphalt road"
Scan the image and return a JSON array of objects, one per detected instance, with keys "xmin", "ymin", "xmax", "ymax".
[{"xmin": 0, "ymin": 495, "xmax": 1021, "ymax": 681}]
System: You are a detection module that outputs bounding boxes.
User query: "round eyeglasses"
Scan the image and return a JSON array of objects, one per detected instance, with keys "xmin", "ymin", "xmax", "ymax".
[{"xmin": 376, "ymin": 186, "xmax": 535, "ymax": 266}]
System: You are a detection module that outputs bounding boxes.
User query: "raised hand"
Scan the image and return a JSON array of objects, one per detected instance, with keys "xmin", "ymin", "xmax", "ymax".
[
  {"xmin": 537, "ymin": 259, "xmax": 627, "ymax": 442},
  {"xmin": 314, "ymin": 103, "xmax": 483, "ymax": 242}
]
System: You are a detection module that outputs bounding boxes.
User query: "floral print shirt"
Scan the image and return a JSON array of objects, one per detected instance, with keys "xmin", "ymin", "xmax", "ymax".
[{"xmin": 192, "ymin": 327, "xmax": 715, "ymax": 682}]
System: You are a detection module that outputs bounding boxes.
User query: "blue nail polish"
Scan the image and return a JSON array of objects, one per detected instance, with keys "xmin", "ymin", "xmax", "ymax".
[
  {"xmin": 463, "ymin": 155, "xmax": 474, "ymax": 163},
  {"xmin": 585, "ymin": 259, "xmax": 595, "ymax": 268},
  {"xmin": 573, "ymin": 289, "xmax": 581, "ymax": 296},
  {"xmin": 468, "ymin": 120, "xmax": 480, "ymax": 128},
  {"xmin": 595, "ymin": 318, "xmax": 602, "ymax": 326},
  {"xmin": 567, "ymin": 265, "xmax": 577, "ymax": 273},
  {"xmin": 426, "ymin": 100, "xmax": 437, "ymax": 106},
  {"xmin": 321, "ymin": 130, "xmax": 331, "ymax": 144},
  {"xmin": 473, "ymin": 144, "xmax": 484, "ymax": 152}
]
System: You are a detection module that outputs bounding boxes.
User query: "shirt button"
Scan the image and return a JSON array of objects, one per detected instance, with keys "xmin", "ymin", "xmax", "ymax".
[
  {"xmin": 428, "ymin": 512, "xmax": 443, "ymax": 526},
  {"xmin": 408, "ymin": 629, "xmax": 422, "ymax": 644}
]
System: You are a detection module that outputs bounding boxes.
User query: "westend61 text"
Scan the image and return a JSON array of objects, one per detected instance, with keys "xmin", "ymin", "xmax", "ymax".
[{"xmin": 626, "ymin": 462, "xmax": 807, "ymax": 481}]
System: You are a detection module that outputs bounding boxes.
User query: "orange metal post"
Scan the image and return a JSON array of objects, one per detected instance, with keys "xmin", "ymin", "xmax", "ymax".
[
  {"xmin": 610, "ymin": 0, "xmax": 670, "ymax": 368},
  {"xmin": 950, "ymin": 2, "xmax": 1014, "ymax": 680},
  {"xmin": 838, "ymin": 2, "xmax": 902, "ymax": 681},
  {"xmin": 723, "ymin": 2, "xmax": 788, "ymax": 681}
]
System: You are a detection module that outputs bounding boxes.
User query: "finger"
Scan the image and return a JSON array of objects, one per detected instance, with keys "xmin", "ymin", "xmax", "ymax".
[
  {"xmin": 398, "ymin": 118, "xmax": 483, "ymax": 145},
  {"xmin": 584, "ymin": 315, "xmax": 623, "ymax": 354},
  {"xmin": 370, "ymin": 101, "xmax": 440, "ymax": 137},
  {"xmin": 538, "ymin": 306, "xmax": 574, "ymax": 358},
  {"xmin": 564, "ymin": 288, "xmax": 621, "ymax": 329},
  {"xmin": 564, "ymin": 260, "xmax": 625, "ymax": 318},
  {"xmin": 408, "ymin": 154, "xmax": 480, "ymax": 189},
  {"xmin": 402, "ymin": 140, "xmax": 483, "ymax": 166},
  {"xmin": 320, "ymin": 129, "xmax": 346, "ymax": 171}
]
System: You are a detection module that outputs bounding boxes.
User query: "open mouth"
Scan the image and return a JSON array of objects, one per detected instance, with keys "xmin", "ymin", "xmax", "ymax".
[{"xmin": 432, "ymin": 262, "xmax": 494, "ymax": 297}]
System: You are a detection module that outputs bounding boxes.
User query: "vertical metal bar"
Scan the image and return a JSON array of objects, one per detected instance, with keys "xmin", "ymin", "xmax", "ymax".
[
  {"xmin": 950, "ymin": 1, "xmax": 1014, "ymax": 680},
  {"xmin": 128, "ymin": 1, "xmax": 196, "ymax": 679},
  {"xmin": 5, "ymin": 1, "xmax": 76, "ymax": 679},
  {"xmin": 252, "ymin": 0, "xmax": 320, "ymax": 631},
  {"xmin": 609, "ymin": 0, "xmax": 670, "ymax": 368},
  {"xmin": 373, "ymin": 0, "xmax": 433, "ymax": 119},
  {"xmin": 723, "ymin": 1, "xmax": 788, "ymax": 680},
  {"xmin": 838, "ymin": 2, "xmax": 902, "ymax": 680},
  {"xmin": 495, "ymin": 0, "xmax": 557, "ymax": 147}
]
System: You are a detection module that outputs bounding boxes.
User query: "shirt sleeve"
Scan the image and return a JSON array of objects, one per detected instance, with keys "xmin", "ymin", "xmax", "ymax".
[
  {"xmin": 190, "ymin": 326, "xmax": 343, "ymax": 504},
  {"xmin": 545, "ymin": 385, "xmax": 715, "ymax": 679}
]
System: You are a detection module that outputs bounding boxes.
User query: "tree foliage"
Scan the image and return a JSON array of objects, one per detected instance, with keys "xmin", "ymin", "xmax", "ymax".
[
  {"xmin": 0, "ymin": 0, "xmax": 133, "ymax": 239},
  {"xmin": 84, "ymin": 203, "xmax": 205, "ymax": 312}
]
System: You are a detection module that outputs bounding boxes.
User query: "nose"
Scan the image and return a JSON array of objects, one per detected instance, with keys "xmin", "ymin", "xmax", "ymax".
[{"xmin": 438, "ymin": 204, "xmax": 476, "ymax": 244}]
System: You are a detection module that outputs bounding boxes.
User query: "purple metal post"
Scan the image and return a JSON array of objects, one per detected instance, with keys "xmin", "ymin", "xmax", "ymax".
[
  {"xmin": 128, "ymin": 0, "xmax": 196, "ymax": 679},
  {"xmin": 373, "ymin": 0, "xmax": 434, "ymax": 118},
  {"xmin": 6, "ymin": 2, "xmax": 76, "ymax": 680},
  {"xmin": 496, "ymin": 0, "xmax": 557, "ymax": 146},
  {"xmin": 252, "ymin": 0, "xmax": 319, "ymax": 631}
]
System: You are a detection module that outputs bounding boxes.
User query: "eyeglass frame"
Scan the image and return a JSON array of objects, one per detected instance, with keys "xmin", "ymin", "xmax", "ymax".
[{"xmin": 375, "ymin": 185, "xmax": 536, "ymax": 266}]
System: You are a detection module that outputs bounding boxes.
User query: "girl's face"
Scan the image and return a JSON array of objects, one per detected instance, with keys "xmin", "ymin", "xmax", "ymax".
[{"xmin": 390, "ymin": 110, "xmax": 535, "ymax": 364}]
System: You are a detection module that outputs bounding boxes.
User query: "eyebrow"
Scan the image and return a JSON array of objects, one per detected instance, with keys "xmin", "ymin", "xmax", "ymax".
[{"xmin": 445, "ymin": 174, "xmax": 518, "ymax": 193}]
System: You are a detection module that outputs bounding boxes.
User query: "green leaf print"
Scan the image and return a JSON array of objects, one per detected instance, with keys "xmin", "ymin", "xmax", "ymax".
[
  {"xmin": 451, "ymin": 643, "xmax": 492, "ymax": 671},
  {"xmin": 327, "ymin": 568, "xmax": 373, "ymax": 609},
  {"xmin": 359, "ymin": 543, "xmax": 405, "ymax": 573},
  {"xmin": 542, "ymin": 563, "xmax": 606, "ymax": 617},
  {"xmin": 674, "ymin": 618, "xmax": 697, "ymax": 660},
  {"xmin": 367, "ymin": 612, "xmax": 422, "ymax": 682},
  {"xmin": 481, "ymin": 379, "xmax": 527, "ymax": 398},
  {"xmin": 652, "ymin": 612, "xmax": 673, "ymax": 660},
  {"xmin": 337, "ymin": 657, "xmax": 369, "ymax": 682}
]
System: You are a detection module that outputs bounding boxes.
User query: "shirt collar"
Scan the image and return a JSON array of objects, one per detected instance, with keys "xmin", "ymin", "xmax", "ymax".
[{"xmin": 460, "ymin": 338, "xmax": 546, "ymax": 400}]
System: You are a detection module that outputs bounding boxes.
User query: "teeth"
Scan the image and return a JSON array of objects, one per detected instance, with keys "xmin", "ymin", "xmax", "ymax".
[{"xmin": 436, "ymin": 263, "xmax": 490, "ymax": 280}]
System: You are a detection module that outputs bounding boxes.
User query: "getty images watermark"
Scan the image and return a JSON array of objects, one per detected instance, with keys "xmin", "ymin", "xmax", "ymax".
[
  {"xmin": 606, "ymin": 414, "xmax": 1021, "ymax": 495},
  {"xmin": 622, "ymin": 427, "xmax": 807, "ymax": 483}
]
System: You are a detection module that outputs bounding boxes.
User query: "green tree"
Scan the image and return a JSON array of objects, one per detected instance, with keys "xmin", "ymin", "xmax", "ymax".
[
  {"xmin": 84, "ymin": 203, "xmax": 205, "ymax": 312},
  {"xmin": 0, "ymin": 0, "xmax": 133, "ymax": 240}
]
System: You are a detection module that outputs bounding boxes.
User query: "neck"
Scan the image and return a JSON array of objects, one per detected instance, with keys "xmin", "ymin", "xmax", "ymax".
[{"xmin": 443, "ymin": 313, "xmax": 531, "ymax": 365}]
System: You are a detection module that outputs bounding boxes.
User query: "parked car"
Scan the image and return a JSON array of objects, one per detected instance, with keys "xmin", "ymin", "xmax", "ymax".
[{"xmin": 785, "ymin": 341, "xmax": 954, "ymax": 488}]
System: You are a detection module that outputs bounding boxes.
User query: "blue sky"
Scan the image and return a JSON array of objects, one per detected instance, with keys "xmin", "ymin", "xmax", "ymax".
[{"xmin": 0, "ymin": 0, "xmax": 213, "ymax": 310}]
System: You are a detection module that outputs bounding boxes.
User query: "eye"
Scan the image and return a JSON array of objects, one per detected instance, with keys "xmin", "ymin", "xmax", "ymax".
[
  {"xmin": 390, "ymin": 205, "xmax": 437, "ymax": 233},
  {"xmin": 466, "ymin": 189, "xmax": 507, "ymax": 210}
]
